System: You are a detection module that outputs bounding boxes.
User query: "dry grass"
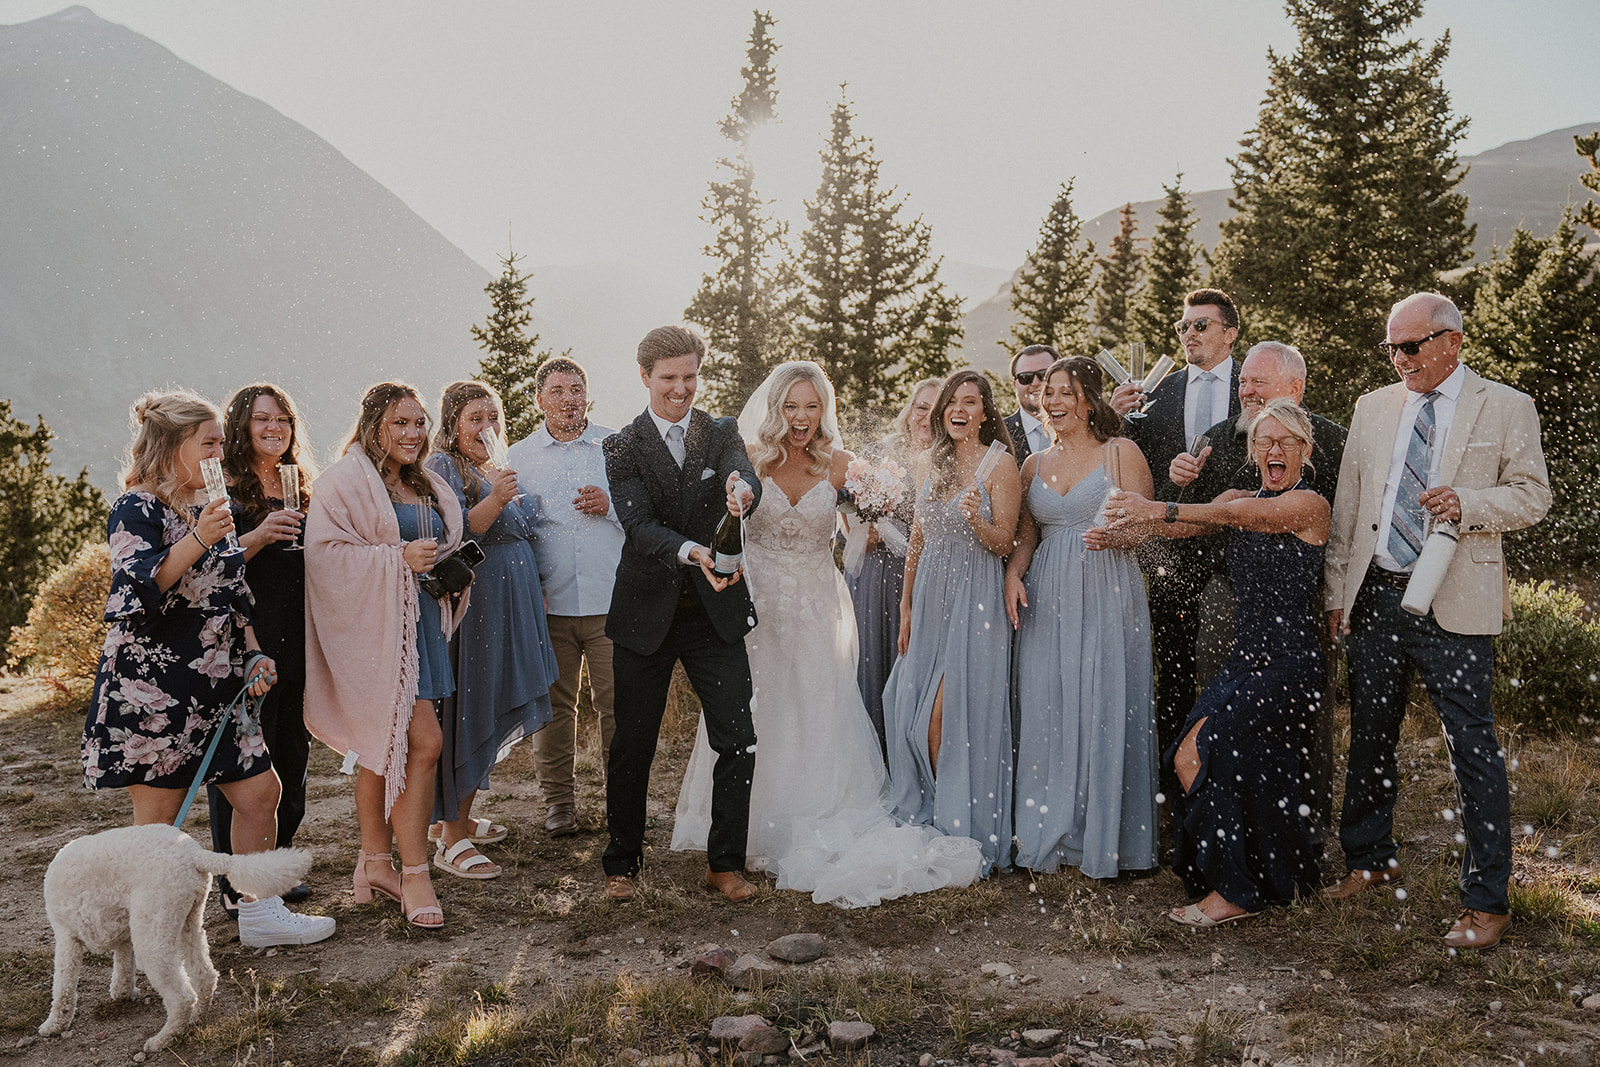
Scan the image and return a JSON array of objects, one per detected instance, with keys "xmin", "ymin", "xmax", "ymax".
[{"xmin": 7, "ymin": 655, "xmax": 1600, "ymax": 1066}]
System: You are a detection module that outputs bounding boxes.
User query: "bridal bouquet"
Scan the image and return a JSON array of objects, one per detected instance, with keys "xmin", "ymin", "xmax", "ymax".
[{"xmin": 839, "ymin": 456, "xmax": 910, "ymax": 576}]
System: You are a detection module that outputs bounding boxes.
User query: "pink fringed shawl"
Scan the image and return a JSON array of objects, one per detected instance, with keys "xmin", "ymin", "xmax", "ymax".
[{"xmin": 303, "ymin": 450, "xmax": 468, "ymax": 817}]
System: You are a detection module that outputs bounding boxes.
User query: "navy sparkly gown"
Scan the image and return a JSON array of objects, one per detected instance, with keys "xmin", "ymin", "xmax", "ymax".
[{"xmin": 1167, "ymin": 489, "xmax": 1323, "ymax": 911}]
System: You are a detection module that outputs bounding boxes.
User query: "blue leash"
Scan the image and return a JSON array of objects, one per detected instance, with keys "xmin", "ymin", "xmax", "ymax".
[{"xmin": 172, "ymin": 652, "xmax": 269, "ymax": 829}]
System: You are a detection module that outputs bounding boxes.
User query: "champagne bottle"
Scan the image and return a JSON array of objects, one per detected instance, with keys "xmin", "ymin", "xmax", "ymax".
[{"xmin": 711, "ymin": 476, "xmax": 745, "ymax": 577}]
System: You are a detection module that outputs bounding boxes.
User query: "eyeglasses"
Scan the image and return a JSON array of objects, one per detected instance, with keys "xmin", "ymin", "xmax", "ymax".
[
  {"xmin": 1173, "ymin": 317, "xmax": 1226, "ymax": 336},
  {"xmin": 250, "ymin": 414, "xmax": 294, "ymax": 428},
  {"xmin": 1377, "ymin": 328, "xmax": 1450, "ymax": 358},
  {"xmin": 1013, "ymin": 370, "xmax": 1045, "ymax": 385},
  {"xmin": 1250, "ymin": 435, "xmax": 1307, "ymax": 454}
]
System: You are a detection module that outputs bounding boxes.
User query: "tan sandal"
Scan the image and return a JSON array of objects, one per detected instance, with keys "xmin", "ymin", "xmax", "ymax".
[
  {"xmin": 399, "ymin": 863, "xmax": 444, "ymax": 929},
  {"xmin": 353, "ymin": 850, "xmax": 399, "ymax": 904},
  {"xmin": 433, "ymin": 838, "xmax": 502, "ymax": 880}
]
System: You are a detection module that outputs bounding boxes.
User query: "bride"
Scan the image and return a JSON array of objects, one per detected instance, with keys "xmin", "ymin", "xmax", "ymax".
[{"xmin": 671, "ymin": 361, "xmax": 983, "ymax": 907}]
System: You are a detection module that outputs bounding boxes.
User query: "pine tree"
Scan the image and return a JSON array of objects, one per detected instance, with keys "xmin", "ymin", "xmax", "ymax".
[
  {"xmin": 1093, "ymin": 203, "xmax": 1142, "ymax": 349},
  {"xmin": 471, "ymin": 247, "xmax": 562, "ymax": 442},
  {"xmin": 1128, "ymin": 174, "xmax": 1203, "ymax": 362},
  {"xmin": 1469, "ymin": 209, "xmax": 1600, "ymax": 566},
  {"xmin": 1008, "ymin": 181, "xmax": 1095, "ymax": 358},
  {"xmin": 0, "ymin": 401, "xmax": 107, "ymax": 658},
  {"xmin": 1211, "ymin": 0, "xmax": 1473, "ymax": 419},
  {"xmin": 1577, "ymin": 129, "xmax": 1600, "ymax": 236},
  {"xmin": 686, "ymin": 11, "xmax": 797, "ymax": 415},
  {"xmin": 796, "ymin": 95, "xmax": 963, "ymax": 411}
]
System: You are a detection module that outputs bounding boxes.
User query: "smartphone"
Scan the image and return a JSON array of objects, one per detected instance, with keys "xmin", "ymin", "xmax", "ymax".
[{"xmin": 453, "ymin": 539, "xmax": 486, "ymax": 567}]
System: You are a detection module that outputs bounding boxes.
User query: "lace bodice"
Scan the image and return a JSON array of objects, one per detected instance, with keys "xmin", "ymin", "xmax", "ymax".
[{"xmin": 746, "ymin": 476, "xmax": 837, "ymax": 558}]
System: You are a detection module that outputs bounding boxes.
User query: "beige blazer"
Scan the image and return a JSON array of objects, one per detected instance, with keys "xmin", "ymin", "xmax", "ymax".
[{"xmin": 1324, "ymin": 366, "xmax": 1550, "ymax": 635}]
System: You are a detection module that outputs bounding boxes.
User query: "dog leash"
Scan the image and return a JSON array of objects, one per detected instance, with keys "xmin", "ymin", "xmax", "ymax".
[{"xmin": 172, "ymin": 652, "xmax": 270, "ymax": 829}]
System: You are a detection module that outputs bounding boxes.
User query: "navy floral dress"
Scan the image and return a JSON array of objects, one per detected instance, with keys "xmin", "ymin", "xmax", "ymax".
[{"xmin": 82, "ymin": 491, "xmax": 270, "ymax": 790}]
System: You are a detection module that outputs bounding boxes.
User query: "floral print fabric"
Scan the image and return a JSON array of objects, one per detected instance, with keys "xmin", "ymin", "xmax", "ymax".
[{"xmin": 82, "ymin": 491, "xmax": 268, "ymax": 789}]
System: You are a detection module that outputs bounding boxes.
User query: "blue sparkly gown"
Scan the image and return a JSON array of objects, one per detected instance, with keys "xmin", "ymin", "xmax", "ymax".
[{"xmin": 1168, "ymin": 488, "xmax": 1324, "ymax": 911}]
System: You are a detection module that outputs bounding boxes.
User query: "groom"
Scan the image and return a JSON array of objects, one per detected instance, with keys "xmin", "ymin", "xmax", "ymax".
[{"xmin": 601, "ymin": 325, "xmax": 762, "ymax": 903}]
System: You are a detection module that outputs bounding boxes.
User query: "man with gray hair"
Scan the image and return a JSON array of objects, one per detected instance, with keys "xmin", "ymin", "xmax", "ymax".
[
  {"xmin": 1168, "ymin": 339, "xmax": 1347, "ymax": 841},
  {"xmin": 1170, "ymin": 341, "xmax": 1347, "ymax": 506},
  {"xmin": 1321, "ymin": 292, "xmax": 1549, "ymax": 951}
]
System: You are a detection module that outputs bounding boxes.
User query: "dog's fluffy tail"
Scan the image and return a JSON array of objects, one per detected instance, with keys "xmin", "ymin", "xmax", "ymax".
[{"xmin": 195, "ymin": 847, "xmax": 312, "ymax": 902}]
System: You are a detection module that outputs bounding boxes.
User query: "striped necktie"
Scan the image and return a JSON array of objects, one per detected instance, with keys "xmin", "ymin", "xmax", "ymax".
[{"xmin": 1387, "ymin": 391, "xmax": 1440, "ymax": 568}]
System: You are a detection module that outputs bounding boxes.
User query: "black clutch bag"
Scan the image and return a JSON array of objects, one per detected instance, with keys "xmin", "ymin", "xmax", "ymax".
[{"xmin": 417, "ymin": 539, "xmax": 484, "ymax": 600}]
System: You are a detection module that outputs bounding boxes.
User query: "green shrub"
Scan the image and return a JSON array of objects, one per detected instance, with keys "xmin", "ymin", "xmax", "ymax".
[
  {"xmin": 1494, "ymin": 580, "xmax": 1600, "ymax": 733},
  {"xmin": 6, "ymin": 540, "xmax": 110, "ymax": 680}
]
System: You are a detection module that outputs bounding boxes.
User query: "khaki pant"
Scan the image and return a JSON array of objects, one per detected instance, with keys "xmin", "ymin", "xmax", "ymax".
[{"xmin": 534, "ymin": 614, "xmax": 616, "ymax": 808}]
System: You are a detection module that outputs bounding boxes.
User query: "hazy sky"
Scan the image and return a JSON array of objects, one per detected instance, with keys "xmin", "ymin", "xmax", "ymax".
[{"xmin": 3, "ymin": 0, "xmax": 1597, "ymax": 284}]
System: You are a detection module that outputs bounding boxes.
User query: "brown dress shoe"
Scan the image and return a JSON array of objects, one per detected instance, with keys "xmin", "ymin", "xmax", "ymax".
[
  {"xmin": 1442, "ymin": 908, "xmax": 1510, "ymax": 950},
  {"xmin": 1319, "ymin": 866, "xmax": 1403, "ymax": 901},
  {"xmin": 705, "ymin": 868, "xmax": 757, "ymax": 902},
  {"xmin": 604, "ymin": 875, "xmax": 635, "ymax": 902},
  {"xmin": 545, "ymin": 803, "xmax": 578, "ymax": 837}
]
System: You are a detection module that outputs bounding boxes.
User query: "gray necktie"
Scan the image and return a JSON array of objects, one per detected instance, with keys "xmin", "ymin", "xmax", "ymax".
[
  {"xmin": 1388, "ymin": 391, "xmax": 1440, "ymax": 568},
  {"xmin": 666, "ymin": 424, "xmax": 686, "ymax": 469},
  {"xmin": 1193, "ymin": 371, "xmax": 1219, "ymax": 441}
]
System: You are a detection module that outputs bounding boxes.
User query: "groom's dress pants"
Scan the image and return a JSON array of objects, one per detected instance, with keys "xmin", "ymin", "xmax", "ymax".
[{"xmin": 604, "ymin": 592, "xmax": 755, "ymax": 877}]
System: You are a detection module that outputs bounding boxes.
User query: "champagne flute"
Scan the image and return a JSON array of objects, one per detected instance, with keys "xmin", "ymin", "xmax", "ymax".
[
  {"xmin": 198, "ymin": 457, "xmax": 243, "ymax": 555},
  {"xmin": 1127, "ymin": 354, "xmax": 1177, "ymax": 419},
  {"xmin": 276, "ymin": 463, "xmax": 304, "ymax": 551},
  {"xmin": 479, "ymin": 425, "xmax": 510, "ymax": 470}
]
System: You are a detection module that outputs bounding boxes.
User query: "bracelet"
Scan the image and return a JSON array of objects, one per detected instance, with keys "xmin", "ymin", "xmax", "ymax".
[{"xmin": 192, "ymin": 528, "xmax": 209, "ymax": 550}]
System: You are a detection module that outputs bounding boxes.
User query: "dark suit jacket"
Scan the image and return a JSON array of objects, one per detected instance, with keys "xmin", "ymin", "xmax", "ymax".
[
  {"xmin": 1004, "ymin": 411, "xmax": 1035, "ymax": 465},
  {"xmin": 1120, "ymin": 360, "xmax": 1243, "ymax": 581},
  {"xmin": 603, "ymin": 408, "xmax": 762, "ymax": 656},
  {"xmin": 1188, "ymin": 410, "xmax": 1349, "ymax": 506}
]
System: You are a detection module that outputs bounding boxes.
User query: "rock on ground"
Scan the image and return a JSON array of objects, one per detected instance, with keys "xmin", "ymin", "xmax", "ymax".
[{"xmin": 766, "ymin": 932, "xmax": 825, "ymax": 963}]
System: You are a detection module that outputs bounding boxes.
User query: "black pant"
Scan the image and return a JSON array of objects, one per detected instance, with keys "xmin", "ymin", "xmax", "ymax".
[
  {"xmin": 1146, "ymin": 563, "xmax": 1208, "ymax": 809},
  {"xmin": 603, "ymin": 598, "xmax": 755, "ymax": 877},
  {"xmin": 206, "ymin": 682, "xmax": 309, "ymax": 859}
]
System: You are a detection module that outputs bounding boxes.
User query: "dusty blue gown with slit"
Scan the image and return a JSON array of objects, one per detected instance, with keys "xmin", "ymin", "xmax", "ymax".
[
  {"xmin": 1013, "ymin": 466, "xmax": 1157, "ymax": 877},
  {"xmin": 883, "ymin": 476, "xmax": 1013, "ymax": 875}
]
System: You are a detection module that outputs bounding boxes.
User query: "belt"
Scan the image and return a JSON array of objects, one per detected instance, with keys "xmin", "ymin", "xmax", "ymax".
[{"xmin": 1366, "ymin": 564, "xmax": 1411, "ymax": 590}]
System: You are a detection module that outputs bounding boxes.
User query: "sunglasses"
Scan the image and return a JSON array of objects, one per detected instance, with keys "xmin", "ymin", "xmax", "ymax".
[
  {"xmin": 1173, "ymin": 317, "xmax": 1225, "ymax": 336},
  {"xmin": 1377, "ymin": 328, "xmax": 1450, "ymax": 358},
  {"xmin": 1013, "ymin": 370, "xmax": 1046, "ymax": 385}
]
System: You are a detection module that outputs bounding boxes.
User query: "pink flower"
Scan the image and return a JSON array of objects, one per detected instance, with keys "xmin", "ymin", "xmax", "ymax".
[
  {"xmin": 108, "ymin": 528, "xmax": 150, "ymax": 565},
  {"xmin": 117, "ymin": 677, "xmax": 178, "ymax": 712},
  {"xmin": 121, "ymin": 732, "xmax": 169, "ymax": 765},
  {"xmin": 238, "ymin": 728, "xmax": 268, "ymax": 761},
  {"xmin": 152, "ymin": 748, "xmax": 188, "ymax": 778},
  {"xmin": 139, "ymin": 711, "xmax": 171, "ymax": 734},
  {"xmin": 189, "ymin": 644, "xmax": 234, "ymax": 681}
]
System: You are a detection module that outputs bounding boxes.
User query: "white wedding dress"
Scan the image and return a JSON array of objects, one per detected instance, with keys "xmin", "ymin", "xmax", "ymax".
[{"xmin": 671, "ymin": 475, "xmax": 983, "ymax": 907}]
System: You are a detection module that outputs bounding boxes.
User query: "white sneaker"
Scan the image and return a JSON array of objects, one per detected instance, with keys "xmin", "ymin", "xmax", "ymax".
[{"xmin": 237, "ymin": 895, "xmax": 336, "ymax": 948}]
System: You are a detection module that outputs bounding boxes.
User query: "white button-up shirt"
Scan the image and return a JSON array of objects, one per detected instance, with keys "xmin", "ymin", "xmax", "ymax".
[{"xmin": 507, "ymin": 421, "xmax": 625, "ymax": 617}]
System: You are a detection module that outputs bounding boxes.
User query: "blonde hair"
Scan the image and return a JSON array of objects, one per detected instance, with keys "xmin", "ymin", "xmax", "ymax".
[
  {"xmin": 747, "ymin": 362, "xmax": 839, "ymax": 478},
  {"xmin": 1247, "ymin": 397, "xmax": 1314, "ymax": 452},
  {"xmin": 122, "ymin": 390, "xmax": 221, "ymax": 514},
  {"xmin": 885, "ymin": 377, "xmax": 943, "ymax": 451}
]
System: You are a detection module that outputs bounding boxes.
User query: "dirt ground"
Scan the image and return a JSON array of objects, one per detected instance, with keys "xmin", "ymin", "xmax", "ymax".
[{"xmin": 2, "ymin": 673, "xmax": 1598, "ymax": 1067}]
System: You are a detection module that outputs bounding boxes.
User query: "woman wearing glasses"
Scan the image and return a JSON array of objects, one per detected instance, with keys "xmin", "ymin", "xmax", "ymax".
[{"xmin": 1092, "ymin": 397, "xmax": 1327, "ymax": 926}]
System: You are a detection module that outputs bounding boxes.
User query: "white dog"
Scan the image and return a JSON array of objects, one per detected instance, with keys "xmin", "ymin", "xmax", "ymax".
[{"xmin": 38, "ymin": 823, "xmax": 311, "ymax": 1053}]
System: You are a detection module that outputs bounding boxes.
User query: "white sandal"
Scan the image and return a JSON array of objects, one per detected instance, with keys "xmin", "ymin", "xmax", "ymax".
[
  {"xmin": 428, "ymin": 817, "xmax": 508, "ymax": 845},
  {"xmin": 433, "ymin": 838, "xmax": 502, "ymax": 880}
]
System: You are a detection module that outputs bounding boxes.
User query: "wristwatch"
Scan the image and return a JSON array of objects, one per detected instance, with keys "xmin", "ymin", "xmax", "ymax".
[{"xmin": 1165, "ymin": 503, "xmax": 1180, "ymax": 524}]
